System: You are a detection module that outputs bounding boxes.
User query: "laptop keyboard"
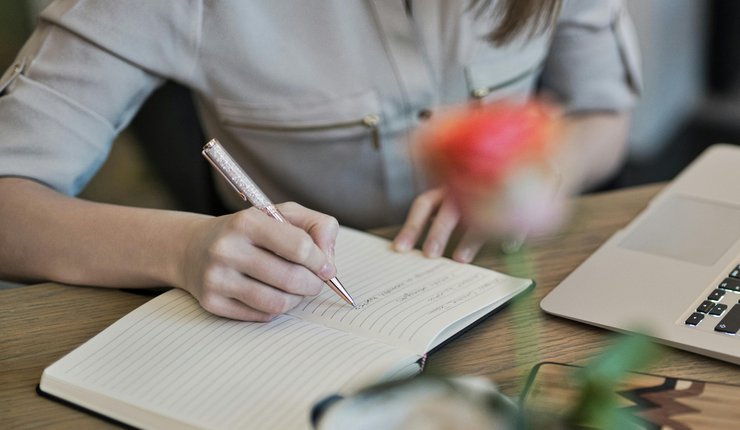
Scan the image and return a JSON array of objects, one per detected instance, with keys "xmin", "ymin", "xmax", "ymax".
[{"xmin": 684, "ymin": 264, "xmax": 740, "ymax": 335}]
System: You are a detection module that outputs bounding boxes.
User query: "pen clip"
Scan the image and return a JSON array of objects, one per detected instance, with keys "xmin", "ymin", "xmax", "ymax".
[{"xmin": 201, "ymin": 139, "xmax": 271, "ymax": 209}]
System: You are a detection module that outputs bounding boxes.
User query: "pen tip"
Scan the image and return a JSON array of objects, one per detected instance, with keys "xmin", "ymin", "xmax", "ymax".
[
  {"xmin": 327, "ymin": 277, "xmax": 356, "ymax": 308},
  {"xmin": 346, "ymin": 296, "xmax": 357, "ymax": 308}
]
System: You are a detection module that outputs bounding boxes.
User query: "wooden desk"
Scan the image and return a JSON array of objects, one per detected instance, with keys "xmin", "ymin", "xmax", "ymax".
[{"xmin": 2, "ymin": 184, "xmax": 739, "ymax": 428}]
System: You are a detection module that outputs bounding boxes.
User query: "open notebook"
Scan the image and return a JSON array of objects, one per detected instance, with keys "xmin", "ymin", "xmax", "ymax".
[{"xmin": 39, "ymin": 227, "xmax": 531, "ymax": 430}]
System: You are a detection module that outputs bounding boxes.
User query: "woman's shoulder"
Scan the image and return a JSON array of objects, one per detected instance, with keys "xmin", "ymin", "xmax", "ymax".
[{"xmin": 39, "ymin": 0, "xmax": 203, "ymax": 81}]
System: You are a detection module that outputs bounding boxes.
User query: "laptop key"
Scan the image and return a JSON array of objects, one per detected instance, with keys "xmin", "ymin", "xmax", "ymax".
[
  {"xmin": 685, "ymin": 312, "xmax": 704, "ymax": 326},
  {"xmin": 715, "ymin": 304, "xmax": 740, "ymax": 334},
  {"xmin": 708, "ymin": 289, "xmax": 726, "ymax": 301},
  {"xmin": 709, "ymin": 304, "xmax": 728, "ymax": 316},
  {"xmin": 718, "ymin": 278, "xmax": 740, "ymax": 292},
  {"xmin": 696, "ymin": 300, "xmax": 714, "ymax": 313},
  {"xmin": 729, "ymin": 265, "xmax": 740, "ymax": 279}
]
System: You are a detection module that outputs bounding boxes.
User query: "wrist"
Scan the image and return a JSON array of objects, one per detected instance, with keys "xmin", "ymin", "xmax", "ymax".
[{"xmin": 164, "ymin": 212, "xmax": 214, "ymax": 291}]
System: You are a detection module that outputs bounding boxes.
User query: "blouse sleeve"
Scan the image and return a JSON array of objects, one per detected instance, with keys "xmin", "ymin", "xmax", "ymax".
[
  {"xmin": 539, "ymin": 0, "xmax": 642, "ymax": 113},
  {"xmin": 0, "ymin": 0, "xmax": 201, "ymax": 195}
]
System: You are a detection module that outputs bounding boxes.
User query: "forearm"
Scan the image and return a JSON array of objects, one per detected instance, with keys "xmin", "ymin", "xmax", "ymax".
[
  {"xmin": 556, "ymin": 112, "xmax": 631, "ymax": 194},
  {"xmin": 0, "ymin": 178, "xmax": 209, "ymax": 288}
]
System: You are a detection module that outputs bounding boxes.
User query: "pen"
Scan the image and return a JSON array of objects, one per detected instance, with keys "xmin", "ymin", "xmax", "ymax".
[{"xmin": 201, "ymin": 139, "xmax": 356, "ymax": 307}]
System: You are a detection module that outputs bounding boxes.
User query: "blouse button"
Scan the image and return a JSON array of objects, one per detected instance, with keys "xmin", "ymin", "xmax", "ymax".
[
  {"xmin": 362, "ymin": 114, "xmax": 380, "ymax": 127},
  {"xmin": 472, "ymin": 87, "xmax": 490, "ymax": 99},
  {"xmin": 417, "ymin": 109, "xmax": 432, "ymax": 121}
]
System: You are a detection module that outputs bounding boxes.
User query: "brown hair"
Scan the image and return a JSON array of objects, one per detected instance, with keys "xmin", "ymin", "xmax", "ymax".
[{"xmin": 474, "ymin": 0, "xmax": 563, "ymax": 45}]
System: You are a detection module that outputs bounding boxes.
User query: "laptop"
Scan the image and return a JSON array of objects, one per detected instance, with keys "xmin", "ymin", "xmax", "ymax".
[{"xmin": 541, "ymin": 144, "xmax": 740, "ymax": 365}]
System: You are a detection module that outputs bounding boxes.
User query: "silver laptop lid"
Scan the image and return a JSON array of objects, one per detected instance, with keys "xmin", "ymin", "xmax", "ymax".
[{"xmin": 541, "ymin": 144, "xmax": 740, "ymax": 364}]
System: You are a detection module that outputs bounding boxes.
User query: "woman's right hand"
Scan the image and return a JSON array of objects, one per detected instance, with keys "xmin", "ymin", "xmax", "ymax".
[{"xmin": 180, "ymin": 202, "xmax": 339, "ymax": 321}]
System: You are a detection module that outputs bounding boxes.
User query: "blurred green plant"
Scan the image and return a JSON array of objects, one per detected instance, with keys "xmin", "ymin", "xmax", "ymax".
[
  {"xmin": 501, "ymin": 244, "xmax": 543, "ymax": 389},
  {"xmin": 501, "ymin": 228, "xmax": 662, "ymax": 429},
  {"xmin": 563, "ymin": 334, "xmax": 660, "ymax": 429},
  {"xmin": 314, "ymin": 334, "xmax": 661, "ymax": 430}
]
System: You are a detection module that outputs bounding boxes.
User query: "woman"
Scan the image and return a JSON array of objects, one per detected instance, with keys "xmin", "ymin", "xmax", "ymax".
[{"xmin": 0, "ymin": 0, "xmax": 640, "ymax": 320}]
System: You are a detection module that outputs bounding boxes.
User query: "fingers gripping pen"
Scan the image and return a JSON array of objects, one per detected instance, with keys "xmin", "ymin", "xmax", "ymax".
[{"xmin": 201, "ymin": 139, "xmax": 356, "ymax": 307}]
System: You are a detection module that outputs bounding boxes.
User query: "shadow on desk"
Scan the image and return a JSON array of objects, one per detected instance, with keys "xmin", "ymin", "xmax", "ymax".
[{"xmin": 0, "ymin": 280, "xmax": 24, "ymax": 290}]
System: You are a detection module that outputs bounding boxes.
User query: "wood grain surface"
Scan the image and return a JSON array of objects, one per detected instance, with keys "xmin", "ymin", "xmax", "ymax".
[{"xmin": 2, "ymin": 184, "xmax": 738, "ymax": 429}]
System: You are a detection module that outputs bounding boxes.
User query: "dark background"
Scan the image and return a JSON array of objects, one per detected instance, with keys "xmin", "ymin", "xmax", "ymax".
[{"xmin": 613, "ymin": 0, "xmax": 740, "ymax": 189}]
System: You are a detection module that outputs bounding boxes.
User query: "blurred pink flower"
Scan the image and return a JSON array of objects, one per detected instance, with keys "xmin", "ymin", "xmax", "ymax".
[{"xmin": 417, "ymin": 100, "xmax": 565, "ymax": 237}]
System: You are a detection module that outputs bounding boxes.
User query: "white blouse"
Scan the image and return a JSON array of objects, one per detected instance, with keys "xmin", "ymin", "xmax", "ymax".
[{"xmin": 0, "ymin": 0, "xmax": 640, "ymax": 228}]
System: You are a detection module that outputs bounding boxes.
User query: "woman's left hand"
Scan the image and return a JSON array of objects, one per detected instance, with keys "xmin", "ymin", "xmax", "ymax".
[
  {"xmin": 393, "ymin": 162, "xmax": 566, "ymax": 263},
  {"xmin": 392, "ymin": 188, "xmax": 487, "ymax": 263}
]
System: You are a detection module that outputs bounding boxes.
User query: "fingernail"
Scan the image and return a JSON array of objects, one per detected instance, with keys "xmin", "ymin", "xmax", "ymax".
[
  {"xmin": 455, "ymin": 248, "xmax": 473, "ymax": 263},
  {"xmin": 425, "ymin": 241, "xmax": 441, "ymax": 258},
  {"xmin": 501, "ymin": 237, "xmax": 525, "ymax": 254},
  {"xmin": 394, "ymin": 236, "xmax": 412, "ymax": 252},
  {"xmin": 326, "ymin": 246, "xmax": 335, "ymax": 264},
  {"xmin": 320, "ymin": 262, "xmax": 335, "ymax": 280}
]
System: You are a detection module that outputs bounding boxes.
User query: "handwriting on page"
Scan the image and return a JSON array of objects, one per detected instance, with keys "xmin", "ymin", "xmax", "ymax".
[
  {"xmin": 292, "ymin": 228, "xmax": 520, "ymax": 352},
  {"xmin": 56, "ymin": 290, "xmax": 412, "ymax": 430}
]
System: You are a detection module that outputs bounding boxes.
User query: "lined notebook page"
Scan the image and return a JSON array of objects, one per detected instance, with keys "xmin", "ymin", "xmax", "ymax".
[
  {"xmin": 42, "ymin": 289, "xmax": 416, "ymax": 430},
  {"xmin": 290, "ymin": 227, "xmax": 531, "ymax": 355}
]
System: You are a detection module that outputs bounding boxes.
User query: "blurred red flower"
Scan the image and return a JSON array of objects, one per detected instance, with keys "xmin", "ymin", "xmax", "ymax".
[
  {"xmin": 417, "ymin": 100, "xmax": 565, "ymax": 236},
  {"xmin": 420, "ymin": 100, "xmax": 561, "ymax": 192}
]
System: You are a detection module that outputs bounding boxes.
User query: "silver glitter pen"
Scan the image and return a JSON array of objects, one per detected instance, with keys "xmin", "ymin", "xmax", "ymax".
[{"xmin": 202, "ymin": 139, "xmax": 356, "ymax": 307}]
